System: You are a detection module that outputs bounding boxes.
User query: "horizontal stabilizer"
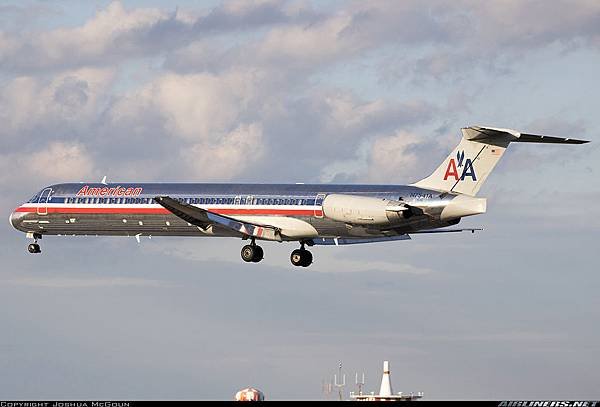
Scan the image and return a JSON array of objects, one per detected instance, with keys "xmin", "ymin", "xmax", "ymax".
[
  {"xmin": 465, "ymin": 126, "xmax": 589, "ymax": 144},
  {"xmin": 154, "ymin": 196, "xmax": 282, "ymax": 241}
]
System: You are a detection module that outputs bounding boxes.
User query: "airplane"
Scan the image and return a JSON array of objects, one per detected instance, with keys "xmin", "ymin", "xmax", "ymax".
[{"xmin": 9, "ymin": 126, "xmax": 589, "ymax": 267}]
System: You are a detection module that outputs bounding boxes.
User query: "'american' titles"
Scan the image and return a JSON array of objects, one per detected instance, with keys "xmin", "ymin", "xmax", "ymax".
[{"xmin": 76, "ymin": 185, "xmax": 142, "ymax": 198}]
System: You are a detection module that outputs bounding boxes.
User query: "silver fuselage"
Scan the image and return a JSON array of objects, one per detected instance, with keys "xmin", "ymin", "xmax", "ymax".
[{"xmin": 9, "ymin": 183, "xmax": 463, "ymax": 241}]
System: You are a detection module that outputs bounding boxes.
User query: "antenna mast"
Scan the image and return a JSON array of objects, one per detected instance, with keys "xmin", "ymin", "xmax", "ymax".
[
  {"xmin": 333, "ymin": 362, "xmax": 346, "ymax": 401},
  {"xmin": 355, "ymin": 371, "xmax": 365, "ymax": 395}
]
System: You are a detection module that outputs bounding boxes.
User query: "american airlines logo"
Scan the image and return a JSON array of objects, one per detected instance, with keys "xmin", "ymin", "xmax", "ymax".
[
  {"xmin": 443, "ymin": 150, "xmax": 477, "ymax": 181},
  {"xmin": 76, "ymin": 185, "xmax": 143, "ymax": 197}
]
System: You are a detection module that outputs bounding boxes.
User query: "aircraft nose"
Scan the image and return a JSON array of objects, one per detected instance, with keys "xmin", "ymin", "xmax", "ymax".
[{"xmin": 9, "ymin": 210, "xmax": 24, "ymax": 230}]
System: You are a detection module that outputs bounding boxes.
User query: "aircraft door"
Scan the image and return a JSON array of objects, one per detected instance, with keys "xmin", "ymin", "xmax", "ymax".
[
  {"xmin": 37, "ymin": 188, "xmax": 52, "ymax": 215},
  {"xmin": 314, "ymin": 193, "xmax": 326, "ymax": 218}
]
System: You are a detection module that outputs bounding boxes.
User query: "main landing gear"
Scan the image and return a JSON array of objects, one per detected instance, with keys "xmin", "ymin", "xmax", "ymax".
[
  {"xmin": 241, "ymin": 238, "xmax": 264, "ymax": 263},
  {"xmin": 27, "ymin": 233, "xmax": 42, "ymax": 254},
  {"xmin": 240, "ymin": 239, "xmax": 313, "ymax": 267},
  {"xmin": 290, "ymin": 243, "xmax": 312, "ymax": 268}
]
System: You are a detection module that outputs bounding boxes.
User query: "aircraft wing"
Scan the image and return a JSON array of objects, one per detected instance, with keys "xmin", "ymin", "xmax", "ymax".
[{"xmin": 154, "ymin": 196, "xmax": 282, "ymax": 241}]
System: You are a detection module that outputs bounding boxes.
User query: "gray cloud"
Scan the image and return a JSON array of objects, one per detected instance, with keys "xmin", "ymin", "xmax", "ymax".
[{"xmin": 0, "ymin": 0, "xmax": 321, "ymax": 74}]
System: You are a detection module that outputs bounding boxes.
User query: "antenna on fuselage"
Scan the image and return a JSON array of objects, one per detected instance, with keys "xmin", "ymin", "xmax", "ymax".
[{"xmin": 101, "ymin": 175, "xmax": 107, "ymax": 185}]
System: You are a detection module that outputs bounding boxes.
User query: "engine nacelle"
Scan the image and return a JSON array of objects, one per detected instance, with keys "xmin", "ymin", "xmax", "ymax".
[{"xmin": 322, "ymin": 194, "xmax": 408, "ymax": 225}]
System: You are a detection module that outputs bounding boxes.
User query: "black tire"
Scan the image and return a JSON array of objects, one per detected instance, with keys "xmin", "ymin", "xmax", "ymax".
[
  {"xmin": 28, "ymin": 243, "xmax": 40, "ymax": 254},
  {"xmin": 241, "ymin": 245, "xmax": 256, "ymax": 262},
  {"xmin": 252, "ymin": 246, "xmax": 264, "ymax": 263},
  {"xmin": 290, "ymin": 249, "xmax": 303, "ymax": 266},
  {"xmin": 300, "ymin": 250, "xmax": 313, "ymax": 267}
]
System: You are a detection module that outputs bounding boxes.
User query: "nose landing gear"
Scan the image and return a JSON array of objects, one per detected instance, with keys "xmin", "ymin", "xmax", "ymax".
[
  {"xmin": 27, "ymin": 233, "xmax": 42, "ymax": 254},
  {"xmin": 290, "ymin": 243, "xmax": 312, "ymax": 267}
]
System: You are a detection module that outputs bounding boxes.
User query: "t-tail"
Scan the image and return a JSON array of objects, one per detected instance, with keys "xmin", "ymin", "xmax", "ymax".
[{"xmin": 413, "ymin": 126, "xmax": 589, "ymax": 196}]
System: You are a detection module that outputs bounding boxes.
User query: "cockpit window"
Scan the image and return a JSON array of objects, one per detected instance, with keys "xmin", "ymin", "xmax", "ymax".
[{"xmin": 28, "ymin": 193, "xmax": 40, "ymax": 203}]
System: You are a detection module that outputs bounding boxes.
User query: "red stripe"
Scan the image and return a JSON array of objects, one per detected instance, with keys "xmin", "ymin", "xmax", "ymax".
[
  {"xmin": 215, "ymin": 208, "xmax": 315, "ymax": 216},
  {"xmin": 16, "ymin": 206, "xmax": 170, "ymax": 214},
  {"xmin": 15, "ymin": 206, "xmax": 318, "ymax": 216}
]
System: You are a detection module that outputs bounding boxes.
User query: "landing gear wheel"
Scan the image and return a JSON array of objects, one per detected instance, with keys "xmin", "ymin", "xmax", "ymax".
[
  {"xmin": 251, "ymin": 245, "xmax": 264, "ymax": 263},
  {"xmin": 241, "ymin": 244, "xmax": 264, "ymax": 263},
  {"xmin": 28, "ymin": 243, "xmax": 41, "ymax": 254},
  {"xmin": 290, "ymin": 249, "xmax": 312, "ymax": 267},
  {"xmin": 300, "ymin": 250, "xmax": 312, "ymax": 267}
]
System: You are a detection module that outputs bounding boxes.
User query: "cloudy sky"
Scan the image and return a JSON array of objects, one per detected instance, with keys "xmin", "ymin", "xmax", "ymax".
[{"xmin": 1, "ymin": 0, "xmax": 599, "ymax": 400}]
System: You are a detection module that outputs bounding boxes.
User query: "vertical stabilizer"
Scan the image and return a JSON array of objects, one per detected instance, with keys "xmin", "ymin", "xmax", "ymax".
[{"xmin": 412, "ymin": 126, "xmax": 588, "ymax": 196}]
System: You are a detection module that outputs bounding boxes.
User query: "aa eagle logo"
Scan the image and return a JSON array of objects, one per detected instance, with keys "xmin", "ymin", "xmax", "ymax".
[{"xmin": 443, "ymin": 150, "xmax": 477, "ymax": 181}]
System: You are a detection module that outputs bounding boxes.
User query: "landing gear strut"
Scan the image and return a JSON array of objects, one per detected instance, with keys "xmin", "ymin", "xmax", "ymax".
[
  {"xmin": 290, "ymin": 242, "xmax": 312, "ymax": 267},
  {"xmin": 28, "ymin": 233, "xmax": 42, "ymax": 254},
  {"xmin": 241, "ymin": 238, "xmax": 264, "ymax": 263}
]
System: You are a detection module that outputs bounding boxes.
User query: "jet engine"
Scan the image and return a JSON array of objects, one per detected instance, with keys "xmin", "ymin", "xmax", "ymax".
[{"xmin": 322, "ymin": 194, "xmax": 412, "ymax": 226}]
